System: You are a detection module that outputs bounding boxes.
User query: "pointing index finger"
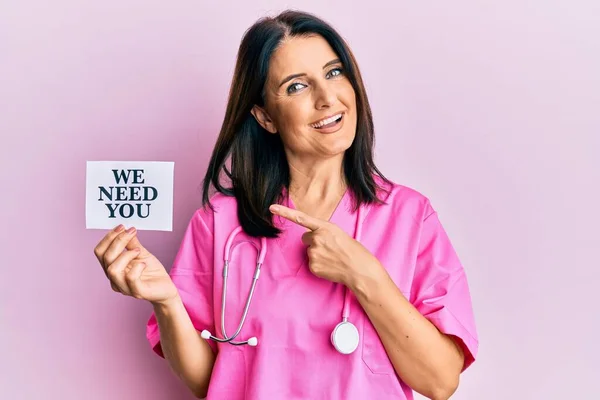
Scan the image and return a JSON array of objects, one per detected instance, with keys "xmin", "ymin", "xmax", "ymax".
[{"xmin": 269, "ymin": 204, "xmax": 322, "ymax": 231}]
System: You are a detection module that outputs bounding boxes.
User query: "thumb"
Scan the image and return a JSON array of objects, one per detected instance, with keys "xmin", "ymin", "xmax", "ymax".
[{"xmin": 126, "ymin": 262, "xmax": 148, "ymax": 299}]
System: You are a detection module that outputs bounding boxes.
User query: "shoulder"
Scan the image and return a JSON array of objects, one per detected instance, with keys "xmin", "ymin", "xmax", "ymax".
[
  {"xmin": 371, "ymin": 175, "xmax": 435, "ymax": 224},
  {"xmin": 192, "ymin": 192, "xmax": 238, "ymax": 232}
]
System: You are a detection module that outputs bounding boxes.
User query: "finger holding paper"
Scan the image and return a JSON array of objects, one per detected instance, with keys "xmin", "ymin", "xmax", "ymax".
[{"xmin": 93, "ymin": 224, "xmax": 178, "ymax": 305}]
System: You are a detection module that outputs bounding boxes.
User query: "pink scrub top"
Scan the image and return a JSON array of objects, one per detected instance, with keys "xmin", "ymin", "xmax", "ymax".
[{"xmin": 146, "ymin": 177, "xmax": 479, "ymax": 399}]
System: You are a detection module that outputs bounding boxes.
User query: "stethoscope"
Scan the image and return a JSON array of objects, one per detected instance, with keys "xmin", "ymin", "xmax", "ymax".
[{"xmin": 201, "ymin": 205, "xmax": 364, "ymax": 355}]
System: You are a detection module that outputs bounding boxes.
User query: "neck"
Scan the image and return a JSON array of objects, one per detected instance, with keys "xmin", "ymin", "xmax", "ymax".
[{"xmin": 287, "ymin": 157, "xmax": 347, "ymax": 211}]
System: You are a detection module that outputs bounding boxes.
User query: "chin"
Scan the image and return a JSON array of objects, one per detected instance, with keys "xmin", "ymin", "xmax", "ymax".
[{"xmin": 325, "ymin": 135, "xmax": 355, "ymax": 155}]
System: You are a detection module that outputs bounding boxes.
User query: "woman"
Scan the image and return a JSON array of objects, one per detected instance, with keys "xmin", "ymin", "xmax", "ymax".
[{"xmin": 94, "ymin": 10, "xmax": 478, "ymax": 400}]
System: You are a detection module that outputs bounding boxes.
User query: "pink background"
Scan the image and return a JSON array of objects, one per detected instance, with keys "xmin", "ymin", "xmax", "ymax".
[{"xmin": 1, "ymin": 1, "xmax": 598, "ymax": 399}]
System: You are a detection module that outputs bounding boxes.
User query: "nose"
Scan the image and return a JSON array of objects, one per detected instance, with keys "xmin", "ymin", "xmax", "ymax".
[{"xmin": 314, "ymin": 81, "xmax": 337, "ymax": 109}]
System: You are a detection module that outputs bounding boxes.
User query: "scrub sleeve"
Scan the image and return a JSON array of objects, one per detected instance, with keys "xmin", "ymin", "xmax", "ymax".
[
  {"xmin": 145, "ymin": 208, "xmax": 218, "ymax": 357},
  {"xmin": 410, "ymin": 200, "xmax": 479, "ymax": 371}
]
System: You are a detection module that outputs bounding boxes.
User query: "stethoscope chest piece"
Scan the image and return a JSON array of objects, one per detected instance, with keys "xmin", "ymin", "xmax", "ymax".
[{"xmin": 331, "ymin": 321, "xmax": 359, "ymax": 355}]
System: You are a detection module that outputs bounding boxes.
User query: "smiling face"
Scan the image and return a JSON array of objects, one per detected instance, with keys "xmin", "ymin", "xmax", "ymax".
[{"xmin": 251, "ymin": 34, "xmax": 357, "ymax": 164}]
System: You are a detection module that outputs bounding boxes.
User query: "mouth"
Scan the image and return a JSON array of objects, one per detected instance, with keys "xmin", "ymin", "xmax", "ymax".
[{"xmin": 309, "ymin": 112, "xmax": 345, "ymax": 134}]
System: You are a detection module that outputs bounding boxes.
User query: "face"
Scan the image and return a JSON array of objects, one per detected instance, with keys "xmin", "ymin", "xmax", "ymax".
[{"xmin": 251, "ymin": 34, "xmax": 357, "ymax": 164}]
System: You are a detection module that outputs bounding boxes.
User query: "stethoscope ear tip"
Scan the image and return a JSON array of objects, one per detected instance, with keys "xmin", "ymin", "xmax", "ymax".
[
  {"xmin": 201, "ymin": 330, "xmax": 212, "ymax": 340},
  {"xmin": 247, "ymin": 337, "xmax": 258, "ymax": 346}
]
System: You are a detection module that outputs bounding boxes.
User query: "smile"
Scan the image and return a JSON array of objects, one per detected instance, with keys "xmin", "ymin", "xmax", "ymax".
[{"xmin": 310, "ymin": 112, "xmax": 345, "ymax": 134}]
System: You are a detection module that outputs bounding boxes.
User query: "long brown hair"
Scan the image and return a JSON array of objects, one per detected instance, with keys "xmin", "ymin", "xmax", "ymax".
[{"xmin": 202, "ymin": 9, "xmax": 391, "ymax": 238}]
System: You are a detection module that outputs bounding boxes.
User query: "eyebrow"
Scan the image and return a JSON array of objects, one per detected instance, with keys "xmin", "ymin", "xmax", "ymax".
[{"xmin": 278, "ymin": 58, "xmax": 342, "ymax": 88}]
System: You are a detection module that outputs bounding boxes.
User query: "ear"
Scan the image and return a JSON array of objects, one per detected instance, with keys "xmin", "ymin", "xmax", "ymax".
[{"xmin": 251, "ymin": 105, "xmax": 278, "ymax": 134}]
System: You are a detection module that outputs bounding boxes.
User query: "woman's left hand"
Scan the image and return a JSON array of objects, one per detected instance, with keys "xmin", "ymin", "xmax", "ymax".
[{"xmin": 269, "ymin": 204, "xmax": 380, "ymax": 288}]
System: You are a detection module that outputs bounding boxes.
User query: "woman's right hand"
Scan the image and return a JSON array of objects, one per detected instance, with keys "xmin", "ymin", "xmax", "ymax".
[{"xmin": 94, "ymin": 225, "xmax": 179, "ymax": 305}]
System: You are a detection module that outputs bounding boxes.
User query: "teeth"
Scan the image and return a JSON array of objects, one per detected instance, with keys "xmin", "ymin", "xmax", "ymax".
[{"xmin": 311, "ymin": 113, "xmax": 342, "ymax": 128}]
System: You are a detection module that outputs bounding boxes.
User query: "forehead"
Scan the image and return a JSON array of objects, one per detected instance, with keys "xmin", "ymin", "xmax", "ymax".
[{"xmin": 268, "ymin": 35, "xmax": 339, "ymax": 79}]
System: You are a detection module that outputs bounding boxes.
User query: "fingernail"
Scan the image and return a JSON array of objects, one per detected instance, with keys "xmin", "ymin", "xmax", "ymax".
[
  {"xmin": 134, "ymin": 248, "xmax": 140, "ymax": 253},
  {"xmin": 114, "ymin": 224, "xmax": 124, "ymax": 232},
  {"xmin": 269, "ymin": 205, "xmax": 279, "ymax": 212},
  {"xmin": 127, "ymin": 227, "xmax": 136, "ymax": 234}
]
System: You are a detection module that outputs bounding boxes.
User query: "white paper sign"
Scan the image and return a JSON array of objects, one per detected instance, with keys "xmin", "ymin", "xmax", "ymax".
[{"xmin": 86, "ymin": 161, "xmax": 174, "ymax": 231}]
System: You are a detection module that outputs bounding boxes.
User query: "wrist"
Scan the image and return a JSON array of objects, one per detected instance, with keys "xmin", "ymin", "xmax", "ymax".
[
  {"xmin": 347, "ymin": 259, "xmax": 388, "ymax": 300},
  {"xmin": 150, "ymin": 293, "xmax": 181, "ymax": 311}
]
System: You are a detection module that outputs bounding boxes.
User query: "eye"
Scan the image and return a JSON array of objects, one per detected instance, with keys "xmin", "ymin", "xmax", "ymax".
[
  {"xmin": 286, "ymin": 67, "xmax": 344, "ymax": 94},
  {"xmin": 327, "ymin": 67, "xmax": 344, "ymax": 78},
  {"xmin": 287, "ymin": 82, "xmax": 306, "ymax": 94}
]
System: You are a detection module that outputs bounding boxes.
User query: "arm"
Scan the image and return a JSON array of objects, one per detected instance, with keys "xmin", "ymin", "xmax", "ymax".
[
  {"xmin": 349, "ymin": 265, "xmax": 464, "ymax": 400},
  {"xmin": 153, "ymin": 296, "xmax": 216, "ymax": 399},
  {"xmin": 267, "ymin": 201, "xmax": 476, "ymax": 399}
]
